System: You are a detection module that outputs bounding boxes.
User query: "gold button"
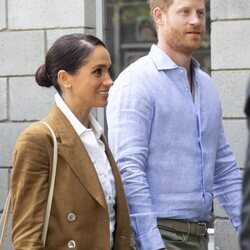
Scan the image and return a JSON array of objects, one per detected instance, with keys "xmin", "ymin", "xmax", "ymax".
[
  {"xmin": 67, "ymin": 213, "xmax": 76, "ymax": 222},
  {"xmin": 68, "ymin": 240, "xmax": 76, "ymax": 249}
]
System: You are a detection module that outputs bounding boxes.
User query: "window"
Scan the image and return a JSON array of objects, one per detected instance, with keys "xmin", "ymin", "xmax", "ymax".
[{"xmin": 105, "ymin": 0, "xmax": 211, "ymax": 77}]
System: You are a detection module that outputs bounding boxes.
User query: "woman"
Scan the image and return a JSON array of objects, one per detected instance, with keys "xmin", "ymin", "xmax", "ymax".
[{"xmin": 11, "ymin": 33, "xmax": 130, "ymax": 250}]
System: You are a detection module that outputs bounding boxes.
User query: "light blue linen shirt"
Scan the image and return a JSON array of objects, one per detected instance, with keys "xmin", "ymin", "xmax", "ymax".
[{"xmin": 106, "ymin": 45, "xmax": 242, "ymax": 250}]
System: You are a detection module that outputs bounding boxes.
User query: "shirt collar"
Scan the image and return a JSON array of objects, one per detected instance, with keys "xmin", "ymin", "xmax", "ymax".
[
  {"xmin": 149, "ymin": 44, "xmax": 200, "ymax": 71},
  {"xmin": 55, "ymin": 93, "xmax": 103, "ymax": 139},
  {"xmin": 88, "ymin": 113, "xmax": 103, "ymax": 139}
]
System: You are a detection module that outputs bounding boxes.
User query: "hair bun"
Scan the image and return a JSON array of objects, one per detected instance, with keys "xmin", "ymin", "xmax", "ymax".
[{"xmin": 35, "ymin": 64, "xmax": 53, "ymax": 87}]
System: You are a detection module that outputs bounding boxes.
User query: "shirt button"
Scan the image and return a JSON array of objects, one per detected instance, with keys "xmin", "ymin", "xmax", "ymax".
[
  {"xmin": 67, "ymin": 213, "xmax": 76, "ymax": 222},
  {"xmin": 185, "ymin": 88, "xmax": 189, "ymax": 92},
  {"xmin": 68, "ymin": 240, "xmax": 76, "ymax": 249}
]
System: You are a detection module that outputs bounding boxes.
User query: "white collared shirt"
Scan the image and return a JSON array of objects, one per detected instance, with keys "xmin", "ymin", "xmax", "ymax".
[{"xmin": 55, "ymin": 93, "xmax": 116, "ymax": 249}]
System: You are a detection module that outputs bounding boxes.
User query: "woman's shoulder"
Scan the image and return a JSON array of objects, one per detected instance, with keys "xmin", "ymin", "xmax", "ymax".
[{"xmin": 15, "ymin": 122, "xmax": 54, "ymax": 151}]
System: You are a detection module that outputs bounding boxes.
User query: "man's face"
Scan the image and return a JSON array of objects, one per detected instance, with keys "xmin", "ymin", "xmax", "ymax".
[{"xmin": 161, "ymin": 0, "xmax": 206, "ymax": 55}]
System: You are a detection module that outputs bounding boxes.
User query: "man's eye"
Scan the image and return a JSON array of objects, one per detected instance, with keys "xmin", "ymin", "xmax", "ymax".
[
  {"xmin": 197, "ymin": 11, "xmax": 205, "ymax": 17},
  {"xmin": 180, "ymin": 9, "xmax": 189, "ymax": 15}
]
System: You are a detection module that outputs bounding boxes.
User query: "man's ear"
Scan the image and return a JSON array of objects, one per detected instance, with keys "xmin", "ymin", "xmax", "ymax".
[{"xmin": 152, "ymin": 7, "xmax": 164, "ymax": 26}]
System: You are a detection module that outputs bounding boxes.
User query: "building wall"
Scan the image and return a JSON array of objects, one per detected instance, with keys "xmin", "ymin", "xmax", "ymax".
[
  {"xmin": 211, "ymin": 1, "xmax": 250, "ymax": 249},
  {"xmin": 0, "ymin": 0, "xmax": 97, "ymax": 248}
]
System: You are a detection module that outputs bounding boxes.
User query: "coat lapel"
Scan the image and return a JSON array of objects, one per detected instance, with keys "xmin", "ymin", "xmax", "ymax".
[
  {"xmin": 101, "ymin": 134, "xmax": 121, "ymax": 189},
  {"xmin": 101, "ymin": 134, "xmax": 131, "ymax": 245},
  {"xmin": 101, "ymin": 135, "xmax": 128, "ymax": 210},
  {"xmin": 45, "ymin": 106, "xmax": 107, "ymax": 210}
]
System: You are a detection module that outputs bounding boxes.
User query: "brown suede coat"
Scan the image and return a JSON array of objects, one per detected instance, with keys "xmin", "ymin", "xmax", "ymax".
[{"xmin": 11, "ymin": 105, "xmax": 130, "ymax": 250}]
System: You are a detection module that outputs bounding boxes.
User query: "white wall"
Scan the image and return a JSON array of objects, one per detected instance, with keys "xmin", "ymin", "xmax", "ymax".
[{"xmin": 211, "ymin": 0, "xmax": 250, "ymax": 249}]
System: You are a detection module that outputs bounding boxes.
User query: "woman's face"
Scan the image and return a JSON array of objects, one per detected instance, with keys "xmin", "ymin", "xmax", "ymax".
[{"xmin": 66, "ymin": 45, "xmax": 113, "ymax": 110}]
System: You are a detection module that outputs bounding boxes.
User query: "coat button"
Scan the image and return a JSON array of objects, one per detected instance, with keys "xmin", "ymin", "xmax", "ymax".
[
  {"xmin": 68, "ymin": 240, "xmax": 76, "ymax": 249},
  {"xmin": 67, "ymin": 213, "xmax": 76, "ymax": 222}
]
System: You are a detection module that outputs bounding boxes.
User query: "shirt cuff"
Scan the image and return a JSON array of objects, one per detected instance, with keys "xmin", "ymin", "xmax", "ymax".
[{"xmin": 135, "ymin": 226, "xmax": 165, "ymax": 250}]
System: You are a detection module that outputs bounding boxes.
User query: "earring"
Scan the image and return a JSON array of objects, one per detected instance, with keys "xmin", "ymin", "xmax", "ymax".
[{"xmin": 64, "ymin": 83, "xmax": 72, "ymax": 89}]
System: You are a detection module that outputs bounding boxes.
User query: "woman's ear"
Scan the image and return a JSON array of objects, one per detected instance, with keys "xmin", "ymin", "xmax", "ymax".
[{"xmin": 57, "ymin": 70, "xmax": 72, "ymax": 89}]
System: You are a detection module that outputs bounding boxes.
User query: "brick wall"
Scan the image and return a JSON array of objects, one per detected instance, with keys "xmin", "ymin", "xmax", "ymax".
[
  {"xmin": 0, "ymin": 0, "xmax": 96, "ymax": 248},
  {"xmin": 211, "ymin": 0, "xmax": 250, "ymax": 249}
]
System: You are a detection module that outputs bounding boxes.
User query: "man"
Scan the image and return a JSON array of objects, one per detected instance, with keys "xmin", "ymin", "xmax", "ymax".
[
  {"xmin": 106, "ymin": 0, "xmax": 242, "ymax": 249},
  {"xmin": 240, "ymin": 82, "xmax": 250, "ymax": 250}
]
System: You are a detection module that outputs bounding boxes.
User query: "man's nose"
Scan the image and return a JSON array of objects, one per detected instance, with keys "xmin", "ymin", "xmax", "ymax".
[{"xmin": 189, "ymin": 12, "xmax": 202, "ymax": 25}]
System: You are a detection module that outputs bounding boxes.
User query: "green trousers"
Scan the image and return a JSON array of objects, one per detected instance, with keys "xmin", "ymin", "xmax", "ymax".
[
  {"xmin": 130, "ymin": 226, "xmax": 209, "ymax": 250},
  {"xmin": 158, "ymin": 225, "xmax": 209, "ymax": 250}
]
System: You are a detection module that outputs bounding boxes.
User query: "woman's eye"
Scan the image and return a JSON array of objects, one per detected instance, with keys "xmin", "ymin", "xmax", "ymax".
[{"xmin": 93, "ymin": 68, "xmax": 102, "ymax": 76}]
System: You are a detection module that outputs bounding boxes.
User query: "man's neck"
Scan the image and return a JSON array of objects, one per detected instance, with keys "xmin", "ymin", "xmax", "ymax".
[
  {"xmin": 157, "ymin": 41, "xmax": 192, "ymax": 71},
  {"xmin": 188, "ymin": 67, "xmax": 194, "ymax": 97}
]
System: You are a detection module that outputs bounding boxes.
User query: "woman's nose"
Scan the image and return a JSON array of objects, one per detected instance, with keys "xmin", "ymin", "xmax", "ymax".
[{"xmin": 104, "ymin": 73, "xmax": 113, "ymax": 86}]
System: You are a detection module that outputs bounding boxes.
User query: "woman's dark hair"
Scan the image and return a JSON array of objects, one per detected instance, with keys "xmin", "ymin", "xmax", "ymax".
[{"xmin": 35, "ymin": 33, "xmax": 106, "ymax": 93}]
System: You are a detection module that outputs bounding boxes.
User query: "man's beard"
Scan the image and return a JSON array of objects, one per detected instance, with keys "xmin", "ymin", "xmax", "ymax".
[{"xmin": 166, "ymin": 27, "xmax": 204, "ymax": 55}]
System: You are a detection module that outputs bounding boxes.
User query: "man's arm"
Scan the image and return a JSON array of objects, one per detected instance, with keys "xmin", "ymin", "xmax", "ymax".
[
  {"xmin": 213, "ymin": 117, "xmax": 242, "ymax": 233},
  {"xmin": 106, "ymin": 72, "xmax": 165, "ymax": 250}
]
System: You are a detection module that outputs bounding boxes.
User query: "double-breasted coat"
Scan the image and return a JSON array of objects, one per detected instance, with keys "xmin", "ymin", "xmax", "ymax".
[{"xmin": 11, "ymin": 105, "xmax": 131, "ymax": 250}]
